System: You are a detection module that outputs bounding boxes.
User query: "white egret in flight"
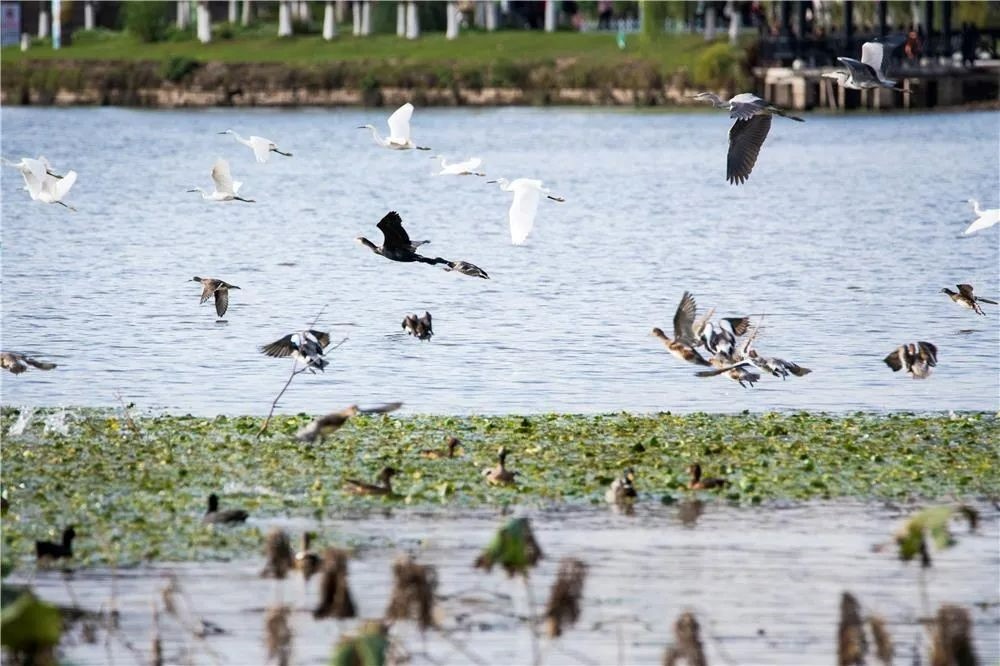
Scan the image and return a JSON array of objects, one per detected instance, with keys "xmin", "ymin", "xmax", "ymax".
[
  {"xmin": 218, "ymin": 129, "xmax": 292, "ymax": 163},
  {"xmin": 432, "ymin": 155, "xmax": 485, "ymax": 176},
  {"xmin": 487, "ymin": 178, "xmax": 565, "ymax": 245},
  {"xmin": 4, "ymin": 156, "xmax": 77, "ymax": 210},
  {"xmin": 824, "ymin": 39, "xmax": 908, "ymax": 91},
  {"xmin": 963, "ymin": 199, "xmax": 999, "ymax": 235},
  {"xmin": 187, "ymin": 158, "xmax": 255, "ymax": 202},
  {"xmin": 358, "ymin": 102, "xmax": 431, "ymax": 151},
  {"xmin": 691, "ymin": 92, "xmax": 804, "ymax": 185}
]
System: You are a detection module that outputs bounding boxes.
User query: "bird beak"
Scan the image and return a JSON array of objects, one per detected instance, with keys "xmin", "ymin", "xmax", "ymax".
[
  {"xmin": 186, "ymin": 189, "xmax": 198, "ymax": 192},
  {"xmin": 485, "ymin": 180, "xmax": 497, "ymax": 183},
  {"xmin": 356, "ymin": 126, "xmax": 367, "ymax": 129},
  {"xmin": 217, "ymin": 131, "xmax": 227, "ymax": 134}
]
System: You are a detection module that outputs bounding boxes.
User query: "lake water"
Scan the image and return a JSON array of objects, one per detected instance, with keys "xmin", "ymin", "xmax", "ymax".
[
  {"xmin": 16, "ymin": 502, "xmax": 1000, "ymax": 665},
  {"xmin": 1, "ymin": 107, "xmax": 998, "ymax": 415}
]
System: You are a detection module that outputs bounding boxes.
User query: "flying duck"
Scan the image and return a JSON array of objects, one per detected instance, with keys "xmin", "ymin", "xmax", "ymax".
[
  {"xmin": 191, "ymin": 276, "xmax": 240, "ymax": 318},
  {"xmin": 700, "ymin": 317, "xmax": 751, "ymax": 358},
  {"xmin": 356, "ymin": 212, "xmax": 447, "ymax": 265},
  {"xmin": 1, "ymin": 352, "xmax": 56, "ymax": 375},
  {"xmin": 747, "ymin": 349, "xmax": 812, "ymax": 379},
  {"xmin": 402, "ymin": 311, "xmax": 433, "ymax": 340},
  {"xmin": 260, "ymin": 329, "xmax": 331, "ymax": 372},
  {"xmin": 687, "ymin": 463, "xmax": 727, "ymax": 490},
  {"xmin": 652, "ymin": 291, "xmax": 711, "ymax": 366},
  {"xmin": 884, "ymin": 341, "xmax": 937, "ymax": 379},
  {"xmin": 483, "ymin": 446, "xmax": 519, "ymax": 485},
  {"xmin": 296, "ymin": 402, "xmax": 402, "ymax": 443},
  {"xmin": 941, "ymin": 284, "xmax": 997, "ymax": 316},
  {"xmin": 202, "ymin": 494, "xmax": 249, "ymax": 524},
  {"xmin": 444, "ymin": 260, "xmax": 490, "ymax": 279},
  {"xmin": 344, "ymin": 466, "xmax": 398, "ymax": 496},
  {"xmin": 695, "ymin": 357, "xmax": 761, "ymax": 388}
]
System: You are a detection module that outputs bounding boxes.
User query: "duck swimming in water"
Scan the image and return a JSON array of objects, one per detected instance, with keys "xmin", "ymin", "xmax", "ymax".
[
  {"xmin": 420, "ymin": 436, "xmax": 461, "ymax": 460},
  {"xmin": 260, "ymin": 329, "xmax": 331, "ymax": 372},
  {"xmin": 402, "ymin": 312, "xmax": 433, "ymax": 340},
  {"xmin": 356, "ymin": 212, "xmax": 447, "ymax": 266},
  {"xmin": 605, "ymin": 469, "xmax": 638, "ymax": 505},
  {"xmin": 652, "ymin": 291, "xmax": 711, "ymax": 366},
  {"xmin": 344, "ymin": 466, "xmax": 398, "ymax": 496},
  {"xmin": 941, "ymin": 284, "xmax": 997, "ymax": 316},
  {"xmin": 884, "ymin": 341, "xmax": 937, "ymax": 379},
  {"xmin": 687, "ymin": 463, "xmax": 727, "ymax": 490},
  {"xmin": 483, "ymin": 446, "xmax": 518, "ymax": 485},
  {"xmin": 191, "ymin": 276, "xmax": 240, "ymax": 318},
  {"xmin": 36, "ymin": 526, "xmax": 76, "ymax": 562},
  {"xmin": 203, "ymin": 494, "xmax": 249, "ymax": 524}
]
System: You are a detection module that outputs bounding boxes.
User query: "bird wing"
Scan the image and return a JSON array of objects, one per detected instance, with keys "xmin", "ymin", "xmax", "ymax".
[
  {"xmin": 508, "ymin": 183, "xmax": 541, "ymax": 245},
  {"xmin": 214, "ymin": 289, "xmax": 229, "ymax": 317},
  {"xmin": 386, "ymin": 102, "xmax": 414, "ymax": 142},
  {"xmin": 917, "ymin": 341, "xmax": 938, "ymax": 366},
  {"xmin": 883, "ymin": 347, "xmax": 904, "ymax": 371},
  {"xmin": 19, "ymin": 158, "xmax": 47, "ymax": 199},
  {"xmin": 260, "ymin": 334, "xmax": 296, "ymax": 358},
  {"xmin": 728, "ymin": 102, "xmax": 761, "ymax": 121},
  {"xmin": 727, "ymin": 114, "xmax": 771, "ymax": 185},
  {"xmin": 198, "ymin": 280, "xmax": 216, "ymax": 304},
  {"xmin": 722, "ymin": 317, "xmax": 751, "ymax": 337},
  {"xmin": 456, "ymin": 157, "xmax": 482, "ymax": 172},
  {"xmin": 860, "ymin": 41, "xmax": 888, "ymax": 76},
  {"xmin": 695, "ymin": 361, "xmax": 753, "ymax": 377},
  {"xmin": 249, "ymin": 136, "xmax": 271, "ymax": 163},
  {"xmin": 672, "ymin": 291, "xmax": 698, "ymax": 343},
  {"xmin": 837, "ymin": 57, "xmax": 880, "ymax": 82},
  {"xmin": 357, "ymin": 402, "xmax": 404, "ymax": 415},
  {"xmin": 49, "ymin": 170, "xmax": 77, "ymax": 201},
  {"xmin": 211, "ymin": 159, "xmax": 235, "ymax": 194},
  {"xmin": 963, "ymin": 214, "xmax": 1000, "ymax": 235},
  {"xmin": 307, "ymin": 330, "xmax": 331, "ymax": 349},
  {"xmin": 376, "ymin": 211, "xmax": 412, "ymax": 251},
  {"xmin": 957, "ymin": 284, "xmax": 975, "ymax": 299}
]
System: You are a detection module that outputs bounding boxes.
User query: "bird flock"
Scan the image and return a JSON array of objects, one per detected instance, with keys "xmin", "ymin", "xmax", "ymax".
[{"xmin": 2, "ymin": 81, "xmax": 996, "ymax": 390}]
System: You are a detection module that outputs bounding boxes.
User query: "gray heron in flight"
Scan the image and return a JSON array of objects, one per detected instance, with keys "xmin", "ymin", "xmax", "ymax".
[
  {"xmin": 824, "ymin": 39, "xmax": 908, "ymax": 92},
  {"xmin": 692, "ymin": 92, "xmax": 804, "ymax": 185}
]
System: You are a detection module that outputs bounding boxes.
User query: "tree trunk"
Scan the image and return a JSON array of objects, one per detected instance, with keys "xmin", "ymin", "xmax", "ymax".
[
  {"xmin": 361, "ymin": 1, "xmax": 371, "ymax": 35},
  {"xmin": 299, "ymin": 1, "xmax": 311, "ymax": 22},
  {"xmin": 323, "ymin": 1, "xmax": 337, "ymax": 39},
  {"xmin": 197, "ymin": 0, "xmax": 212, "ymax": 42},
  {"xmin": 484, "ymin": 0, "xmax": 496, "ymax": 31},
  {"xmin": 705, "ymin": 5, "xmax": 716, "ymax": 40},
  {"xmin": 278, "ymin": 1, "xmax": 293, "ymax": 36},
  {"xmin": 228, "ymin": 0, "xmax": 237, "ymax": 23},
  {"xmin": 727, "ymin": 1, "xmax": 739, "ymax": 45},
  {"xmin": 84, "ymin": 1, "xmax": 95, "ymax": 30},
  {"xmin": 241, "ymin": 0, "xmax": 252, "ymax": 26},
  {"xmin": 405, "ymin": 1, "xmax": 419, "ymax": 39},
  {"xmin": 544, "ymin": 0, "xmax": 556, "ymax": 32},
  {"xmin": 38, "ymin": 8, "xmax": 50, "ymax": 38},
  {"xmin": 396, "ymin": 1, "xmax": 406, "ymax": 36},
  {"xmin": 446, "ymin": 2, "xmax": 458, "ymax": 39},
  {"xmin": 352, "ymin": 1, "xmax": 360, "ymax": 35},
  {"xmin": 177, "ymin": 0, "xmax": 189, "ymax": 29}
]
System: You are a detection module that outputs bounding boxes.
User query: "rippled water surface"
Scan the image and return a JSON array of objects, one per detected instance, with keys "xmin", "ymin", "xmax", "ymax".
[
  {"xmin": 16, "ymin": 503, "xmax": 1000, "ymax": 665},
  {"xmin": 2, "ymin": 107, "xmax": 997, "ymax": 414}
]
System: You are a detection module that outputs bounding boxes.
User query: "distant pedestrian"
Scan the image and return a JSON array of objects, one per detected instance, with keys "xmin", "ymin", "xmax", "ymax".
[
  {"xmin": 904, "ymin": 30, "xmax": 921, "ymax": 61},
  {"xmin": 960, "ymin": 22, "xmax": 979, "ymax": 68}
]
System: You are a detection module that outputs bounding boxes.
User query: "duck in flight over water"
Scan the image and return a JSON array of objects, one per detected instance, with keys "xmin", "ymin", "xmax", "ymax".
[
  {"xmin": 260, "ymin": 329, "xmax": 332, "ymax": 372},
  {"xmin": 356, "ymin": 212, "xmax": 448, "ymax": 266},
  {"xmin": 941, "ymin": 284, "xmax": 997, "ymax": 316},
  {"xmin": 651, "ymin": 291, "xmax": 711, "ymax": 367},
  {"xmin": 191, "ymin": 277, "xmax": 240, "ymax": 318}
]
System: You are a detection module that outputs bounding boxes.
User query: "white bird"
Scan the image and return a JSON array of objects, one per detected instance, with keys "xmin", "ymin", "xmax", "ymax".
[
  {"xmin": 432, "ymin": 155, "xmax": 484, "ymax": 176},
  {"xmin": 187, "ymin": 158, "xmax": 255, "ymax": 203},
  {"xmin": 4, "ymin": 156, "xmax": 77, "ymax": 210},
  {"xmin": 358, "ymin": 102, "xmax": 431, "ymax": 151},
  {"xmin": 824, "ymin": 39, "xmax": 907, "ymax": 91},
  {"xmin": 218, "ymin": 129, "xmax": 292, "ymax": 163},
  {"xmin": 963, "ymin": 199, "xmax": 1000, "ymax": 235},
  {"xmin": 487, "ymin": 178, "xmax": 565, "ymax": 245},
  {"xmin": 691, "ymin": 92, "xmax": 804, "ymax": 185}
]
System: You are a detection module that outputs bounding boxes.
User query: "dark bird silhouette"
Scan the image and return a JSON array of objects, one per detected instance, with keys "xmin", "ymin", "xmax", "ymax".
[
  {"xmin": 687, "ymin": 463, "xmax": 727, "ymax": 490},
  {"xmin": 942, "ymin": 284, "xmax": 997, "ymax": 316},
  {"xmin": 36, "ymin": 526, "xmax": 76, "ymax": 561},
  {"xmin": 260, "ymin": 329, "xmax": 331, "ymax": 372},
  {"xmin": 202, "ymin": 493, "xmax": 249, "ymax": 524},
  {"xmin": 191, "ymin": 276, "xmax": 240, "ymax": 318},
  {"xmin": 884, "ymin": 341, "xmax": 937, "ymax": 379},
  {"xmin": 344, "ymin": 466, "xmax": 398, "ymax": 496},
  {"xmin": 402, "ymin": 311, "xmax": 433, "ymax": 340},
  {"xmin": 356, "ymin": 212, "xmax": 448, "ymax": 265},
  {"xmin": 1, "ymin": 352, "xmax": 57, "ymax": 375}
]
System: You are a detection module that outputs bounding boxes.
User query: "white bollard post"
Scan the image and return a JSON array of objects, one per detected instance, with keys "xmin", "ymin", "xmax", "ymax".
[
  {"xmin": 177, "ymin": 0, "xmax": 188, "ymax": 29},
  {"xmin": 405, "ymin": 1, "xmax": 419, "ymax": 39},
  {"xmin": 228, "ymin": 0, "xmax": 237, "ymax": 23},
  {"xmin": 84, "ymin": 0, "xmax": 95, "ymax": 30},
  {"xmin": 38, "ymin": 7, "xmax": 49, "ymax": 38},
  {"xmin": 352, "ymin": 1, "xmax": 360, "ymax": 35},
  {"xmin": 544, "ymin": 0, "xmax": 556, "ymax": 32},
  {"xmin": 396, "ymin": 1, "xmax": 406, "ymax": 36},
  {"xmin": 446, "ymin": 2, "xmax": 458, "ymax": 39},
  {"xmin": 241, "ymin": 0, "xmax": 251, "ymax": 25},
  {"xmin": 323, "ymin": 1, "xmax": 337, "ymax": 39},
  {"xmin": 197, "ymin": 0, "xmax": 212, "ymax": 42},
  {"xmin": 278, "ymin": 0, "xmax": 293, "ymax": 36},
  {"xmin": 484, "ymin": 0, "xmax": 496, "ymax": 31},
  {"xmin": 361, "ymin": 1, "xmax": 371, "ymax": 35},
  {"xmin": 21, "ymin": 32, "xmax": 30, "ymax": 51}
]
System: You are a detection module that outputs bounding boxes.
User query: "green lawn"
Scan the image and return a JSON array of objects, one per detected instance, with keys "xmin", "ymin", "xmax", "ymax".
[{"xmin": 2, "ymin": 28, "xmax": 712, "ymax": 69}]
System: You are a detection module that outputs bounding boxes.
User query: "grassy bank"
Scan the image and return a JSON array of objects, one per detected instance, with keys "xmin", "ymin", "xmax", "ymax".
[{"xmin": 1, "ymin": 409, "xmax": 997, "ymax": 566}]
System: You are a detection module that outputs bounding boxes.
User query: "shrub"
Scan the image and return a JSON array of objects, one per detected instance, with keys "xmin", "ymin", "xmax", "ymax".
[
  {"xmin": 161, "ymin": 56, "xmax": 201, "ymax": 83},
  {"xmin": 123, "ymin": 1, "xmax": 172, "ymax": 43},
  {"xmin": 692, "ymin": 41, "xmax": 748, "ymax": 90}
]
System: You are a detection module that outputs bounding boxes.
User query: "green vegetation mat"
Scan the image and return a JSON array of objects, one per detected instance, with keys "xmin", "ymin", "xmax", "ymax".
[{"xmin": 2, "ymin": 409, "xmax": 997, "ymax": 566}]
